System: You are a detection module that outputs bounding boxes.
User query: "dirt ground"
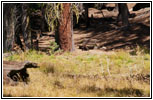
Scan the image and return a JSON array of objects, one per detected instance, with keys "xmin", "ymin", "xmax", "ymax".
[
  {"xmin": 73, "ymin": 3, "xmax": 150, "ymax": 52},
  {"xmin": 34, "ymin": 3, "xmax": 150, "ymax": 54}
]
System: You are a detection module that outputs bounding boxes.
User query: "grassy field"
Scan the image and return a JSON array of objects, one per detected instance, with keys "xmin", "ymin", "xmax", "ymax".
[{"xmin": 3, "ymin": 48, "xmax": 150, "ymax": 97}]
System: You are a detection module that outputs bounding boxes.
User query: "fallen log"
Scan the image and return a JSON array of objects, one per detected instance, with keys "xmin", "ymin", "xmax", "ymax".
[{"xmin": 3, "ymin": 61, "xmax": 39, "ymax": 85}]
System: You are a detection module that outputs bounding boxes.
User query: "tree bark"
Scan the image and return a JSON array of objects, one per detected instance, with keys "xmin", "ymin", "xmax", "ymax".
[
  {"xmin": 117, "ymin": 3, "xmax": 129, "ymax": 27},
  {"xmin": 3, "ymin": 4, "xmax": 16, "ymax": 52},
  {"xmin": 21, "ymin": 4, "xmax": 31, "ymax": 50},
  {"xmin": 14, "ymin": 4, "xmax": 25, "ymax": 51},
  {"xmin": 58, "ymin": 3, "xmax": 73, "ymax": 51}
]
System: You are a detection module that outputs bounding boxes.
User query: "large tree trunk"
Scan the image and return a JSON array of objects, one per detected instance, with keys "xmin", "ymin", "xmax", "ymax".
[
  {"xmin": 3, "ymin": 4, "xmax": 16, "ymax": 52},
  {"xmin": 58, "ymin": 3, "xmax": 73, "ymax": 51},
  {"xmin": 14, "ymin": 4, "xmax": 25, "ymax": 51},
  {"xmin": 117, "ymin": 3, "xmax": 129, "ymax": 27},
  {"xmin": 21, "ymin": 4, "xmax": 31, "ymax": 50},
  {"xmin": 3, "ymin": 3, "xmax": 32, "ymax": 52}
]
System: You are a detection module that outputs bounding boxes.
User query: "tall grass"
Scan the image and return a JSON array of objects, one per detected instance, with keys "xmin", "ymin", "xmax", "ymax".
[{"xmin": 3, "ymin": 48, "xmax": 150, "ymax": 97}]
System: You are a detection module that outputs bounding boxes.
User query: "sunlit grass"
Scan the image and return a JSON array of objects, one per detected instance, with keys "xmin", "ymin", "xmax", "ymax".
[{"xmin": 3, "ymin": 48, "xmax": 150, "ymax": 97}]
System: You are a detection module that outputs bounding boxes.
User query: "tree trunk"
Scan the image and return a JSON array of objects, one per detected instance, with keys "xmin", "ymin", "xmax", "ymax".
[
  {"xmin": 14, "ymin": 4, "xmax": 25, "ymax": 51},
  {"xmin": 117, "ymin": 3, "xmax": 129, "ymax": 27},
  {"xmin": 58, "ymin": 3, "xmax": 73, "ymax": 51},
  {"xmin": 84, "ymin": 3, "xmax": 90, "ymax": 28},
  {"xmin": 3, "ymin": 4, "xmax": 16, "ymax": 52},
  {"xmin": 21, "ymin": 4, "xmax": 31, "ymax": 50}
]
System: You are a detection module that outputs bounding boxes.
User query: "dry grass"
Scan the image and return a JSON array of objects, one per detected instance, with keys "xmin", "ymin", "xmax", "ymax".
[{"xmin": 3, "ymin": 48, "xmax": 150, "ymax": 97}]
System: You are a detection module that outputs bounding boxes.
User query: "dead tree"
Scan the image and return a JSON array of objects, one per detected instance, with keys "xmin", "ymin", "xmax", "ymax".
[{"xmin": 3, "ymin": 61, "xmax": 39, "ymax": 85}]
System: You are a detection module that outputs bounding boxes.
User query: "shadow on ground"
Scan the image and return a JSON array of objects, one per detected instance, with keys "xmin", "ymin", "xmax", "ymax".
[
  {"xmin": 74, "ymin": 8, "xmax": 150, "ymax": 52},
  {"xmin": 3, "ymin": 94, "xmax": 31, "ymax": 97},
  {"xmin": 81, "ymin": 85, "xmax": 148, "ymax": 97}
]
